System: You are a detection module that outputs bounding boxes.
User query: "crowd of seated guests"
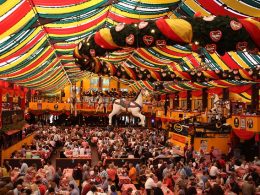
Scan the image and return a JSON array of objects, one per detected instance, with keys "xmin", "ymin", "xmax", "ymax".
[
  {"xmin": 0, "ymin": 125, "xmax": 260, "ymax": 195},
  {"xmin": 95, "ymin": 127, "xmax": 169, "ymax": 161}
]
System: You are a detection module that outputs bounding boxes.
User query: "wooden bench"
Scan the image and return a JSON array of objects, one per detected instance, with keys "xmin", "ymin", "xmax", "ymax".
[
  {"xmin": 3, "ymin": 158, "xmax": 42, "ymax": 169},
  {"xmin": 56, "ymin": 158, "xmax": 91, "ymax": 170}
]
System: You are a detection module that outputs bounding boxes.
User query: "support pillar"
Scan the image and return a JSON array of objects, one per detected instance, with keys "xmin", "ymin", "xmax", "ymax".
[
  {"xmin": 202, "ymin": 88, "xmax": 208, "ymax": 111},
  {"xmin": 187, "ymin": 90, "xmax": 192, "ymax": 110},
  {"xmin": 251, "ymin": 84, "xmax": 259, "ymax": 113},
  {"xmin": 223, "ymin": 88, "xmax": 229, "ymax": 100},
  {"xmin": 174, "ymin": 92, "xmax": 179, "ymax": 108}
]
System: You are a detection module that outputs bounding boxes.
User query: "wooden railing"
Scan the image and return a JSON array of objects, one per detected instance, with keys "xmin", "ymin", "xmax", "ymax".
[{"xmin": 1, "ymin": 133, "xmax": 36, "ymax": 166}]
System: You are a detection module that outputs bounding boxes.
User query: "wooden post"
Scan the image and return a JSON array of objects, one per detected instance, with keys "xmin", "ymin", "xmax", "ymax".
[
  {"xmin": 251, "ymin": 84, "xmax": 259, "ymax": 112},
  {"xmin": 187, "ymin": 91, "xmax": 192, "ymax": 110},
  {"xmin": 202, "ymin": 88, "xmax": 208, "ymax": 111}
]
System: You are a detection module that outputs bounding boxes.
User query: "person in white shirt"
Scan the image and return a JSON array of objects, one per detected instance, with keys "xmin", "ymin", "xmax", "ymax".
[
  {"xmin": 79, "ymin": 147, "xmax": 85, "ymax": 155},
  {"xmin": 20, "ymin": 161, "xmax": 28, "ymax": 175},
  {"xmin": 209, "ymin": 163, "xmax": 219, "ymax": 179},
  {"xmin": 145, "ymin": 174, "xmax": 156, "ymax": 195}
]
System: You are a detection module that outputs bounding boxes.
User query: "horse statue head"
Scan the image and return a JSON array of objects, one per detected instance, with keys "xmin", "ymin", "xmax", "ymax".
[{"xmin": 140, "ymin": 88, "xmax": 150, "ymax": 97}]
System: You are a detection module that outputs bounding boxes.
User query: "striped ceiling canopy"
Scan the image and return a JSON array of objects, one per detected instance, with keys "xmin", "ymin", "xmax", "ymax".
[{"xmin": 0, "ymin": 0, "xmax": 259, "ymax": 93}]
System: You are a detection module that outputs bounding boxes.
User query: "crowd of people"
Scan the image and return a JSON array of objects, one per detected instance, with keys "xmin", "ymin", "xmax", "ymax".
[{"xmin": 0, "ymin": 125, "xmax": 260, "ymax": 195}]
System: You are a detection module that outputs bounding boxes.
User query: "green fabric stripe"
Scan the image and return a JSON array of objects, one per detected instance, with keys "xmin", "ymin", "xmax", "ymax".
[
  {"xmin": 0, "ymin": 0, "xmax": 6, "ymax": 5},
  {"xmin": 114, "ymin": 4, "xmax": 169, "ymax": 15},
  {"xmin": 0, "ymin": 28, "xmax": 35, "ymax": 56},
  {"xmin": 7, "ymin": 55, "xmax": 57, "ymax": 81},
  {"xmin": 0, "ymin": 41, "xmax": 49, "ymax": 74},
  {"xmin": 240, "ymin": 0, "xmax": 260, "ymax": 9},
  {"xmin": 180, "ymin": 4, "xmax": 195, "ymax": 17},
  {"xmin": 124, "ymin": 0, "xmax": 179, "ymax": 8},
  {"xmin": 37, "ymin": 1, "xmax": 106, "ymax": 19},
  {"xmin": 18, "ymin": 70, "xmax": 64, "ymax": 86}
]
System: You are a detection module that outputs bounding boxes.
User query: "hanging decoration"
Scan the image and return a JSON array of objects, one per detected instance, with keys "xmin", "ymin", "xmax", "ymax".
[
  {"xmin": 209, "ymin": 30, "xmax": 222, "ymax": 42},
  {"xmin": 74, "ymin": 16, "xmax": 259, "ymax": 82},
  {"xmin": 230, "ymin": 20, "xmax": 242, "ymax": 31}
]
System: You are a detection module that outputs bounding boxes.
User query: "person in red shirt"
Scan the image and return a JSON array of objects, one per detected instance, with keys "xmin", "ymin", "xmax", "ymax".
[
  {"xmin": 163, "ymin": 173, "xmax": 175, "ymax": 192},
  {"xmin": 107, "ymin": 164, "xmax": 117, "ymax": 182},
  {"xmin": 36, "ymin": 180, "xmax": 47, "ymax": 195}
]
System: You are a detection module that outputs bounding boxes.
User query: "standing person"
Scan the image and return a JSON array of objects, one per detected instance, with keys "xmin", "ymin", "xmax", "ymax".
[
  {"xmin": 153, "ymin": 181, "xmax": 164, "ymax": 195},
  {"xmin": 209, "ymin": 163, "xmax": 219, "ymax": 180},
  {"xmin": 128, "ymin": 163, "xmax": 137, "ymax": 185},
  {"xmin": 242, "ymin": 176, "xmax": 256, "ymax": 195},
  {"xmin": 227, "ymin": 143, "xmax": 233, "ymax": 160},
  {"xmin": 19, "ymin": 160, "xmax": 28, "ymax": 176},
  {"xmin": 69, "ymin": 184, "xmax": 79, "ymax": 195},
  {"xmin": 145, "ymin": 174, "xmax": 156, "ymax": 195}
]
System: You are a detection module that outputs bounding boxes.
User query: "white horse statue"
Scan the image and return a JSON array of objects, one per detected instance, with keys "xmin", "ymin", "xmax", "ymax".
[
  {"xmin": 210, "ymin": 93, "xmax": 230, "ymax": 125},
  {"xmin": 108, "ymin": 89, "xmax": 149, "ymax": 126}
]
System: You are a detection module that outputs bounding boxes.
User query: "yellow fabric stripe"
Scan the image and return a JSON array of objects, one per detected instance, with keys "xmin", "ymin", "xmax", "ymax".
[
  {"xmin": 110, "ymin": 7, "xmax": 167, "ymax": 19},
  {"xmin": 99, "ymin": 28, "xmax": 118, "ymax": 47},
  {"xmin": 45, "ymin": 8, "xmax": 108, "ymax": 28},
  {"xmin": 239, "ymin": 69, "xmax": 252, "ymax": 80},
  {"xmin": 184, "ymin": 0, "xmax": 210, "ymax": 16},
  {"xmin": 230, "ymin": 93, "xmax": 250, "ymax": 103},
  {"xmin": 17, "ymin": 61, "xmax": 61, "ymax": 83},
  {"xmin": 229, "ymin": 52, "xmax": 250, "ymax": 69},
  {"xmin": 183, "ymin": 56, "xmax": 194, "ymax": 69},
  {"xmin": 0, "ymin": 0, "xmax": 20, "ymax": 17},
  {"xmin": 139, "ymin": 49, "xmax": 171, "ymax": 66},
  {"xmin": 139, "ymin": 0, "xmax": 179, "ymax": 4},
  {"xmin": 0, "ymin": 10, "xmax": 35, "ymax": 39},
  {"xmin": 165, "ymin": 19, "xmax": 193, "ymax": 43},
  {"xmin": 23, "ymin": 71, "xmax": 65, "ymax": 87},
  {"xmin": 35, "ymin": 0, "xmax": 104, "ymax": 14},
  {"xmin": 0, "ymin": 38, "xmax": 48, "ymax": 71},
  {"xmin": 221, "ymin": 0, "xmax": 260, "ymax": 17},
  {"xmin": 5, "ymin": 48, "xmax": 55, "ymax": 78},
  {"xmin": 48, "ymin": 19, "xmax": 106, "ymax": 37},
  {"xmin": 241, "ymin": 92, "xmax": 251, "ymax": 99},
  {"xmin": 0, "ymin": 27, "xmax": 42, "ymax": 59},
  {"xmin": 210, "ymin": 54, "xmax": 230, "ymax": 70}
]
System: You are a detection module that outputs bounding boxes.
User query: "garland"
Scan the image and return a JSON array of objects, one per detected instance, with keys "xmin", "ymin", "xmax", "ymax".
[{"xmin": 74, "ymin": 16, "xmax": 260, "ymax": 82}]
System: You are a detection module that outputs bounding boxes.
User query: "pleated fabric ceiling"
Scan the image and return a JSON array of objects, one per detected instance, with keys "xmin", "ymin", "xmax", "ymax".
[{"xmin": 0, "ymin": 0, "xmax": 259, "ymax": 93}]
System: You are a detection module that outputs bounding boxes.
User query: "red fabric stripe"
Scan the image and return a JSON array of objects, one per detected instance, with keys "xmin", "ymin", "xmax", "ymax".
[
  {"xmin": 18, "ymin": 59, "xmax": 60, "ymax": 82},
  {"xmin": 192, "ymin": 90, "xmax": 202, "ymax": 97},
  {"xmin": 54, "ymin": 43, "xmax": 77, "ymax": 49},
  {"xmin": 45, "ymin": 13, "xmax": 107, "ymax": 34},
  {"xmin": 179, "ymin": 91, "xmax": 187, "ymax": 98},
  {"xmin": 196, "ymin": 0, "xmax": 246, "ymax": 19},
  {"xmin": 156, "ymin": 19, "xmax": 184, "ymax": 43},
  {"xmin": 186, "ymin": 55, "xmax": 200, "ymax": 67},
  {"xmin": 221, "ymin": 53, "xmax": 241, "ymax": 69},
  {"xmin": 108, "ymin": 12, "xmax": 142, "ymax": 24},
  {"xmin": 33, "ymin": 0, "xmax": 89, "ymax": 6},
  {"xmin": 129, "ymin": 57, "xmax": 160, "ymax": 71},
  {"xmin": 208, "ymin": 87, "xmax": 222, "ymax": 95},
  {"xmin": 25, "ymin": 70, "xmax": 63, "ymax": 87},
  {"xmin": 94, "ymin": 31, "xmax": 117, "ymax": 49},
  {"xmin": 205, "ymin": 71, "xmax": 219, "ymax": 79},
  {"xmin": 0, "ymin": 1, "xmax": 31, "ymax": 34},
  {"xmin": 5, "ymin": 48, "xmax": 53, "ymax": 77},
  {"xmin": 214, "ymin": 80, "xmax": 233, "ymax": 87},
  {"xmin": 239, "ymin": 19, "xmax": 260, "ymax": 48},
  {"xmin": 0, "ymin": 31, "xmax": 45, "ymax": 63},
  {"xmin": 178, "ymin": 71, "xmax": 191, "ymax": 80},
  {"xmin": 138, "ymin": 49, "xmax": 170, "ymax": 64},
  {"xmin": 160, "ymin": 47, "xmax": 190, "ymax": 57},
  {"xmin": 229, "ymin": 85, "xmax": 251, "ymax": 93}
]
